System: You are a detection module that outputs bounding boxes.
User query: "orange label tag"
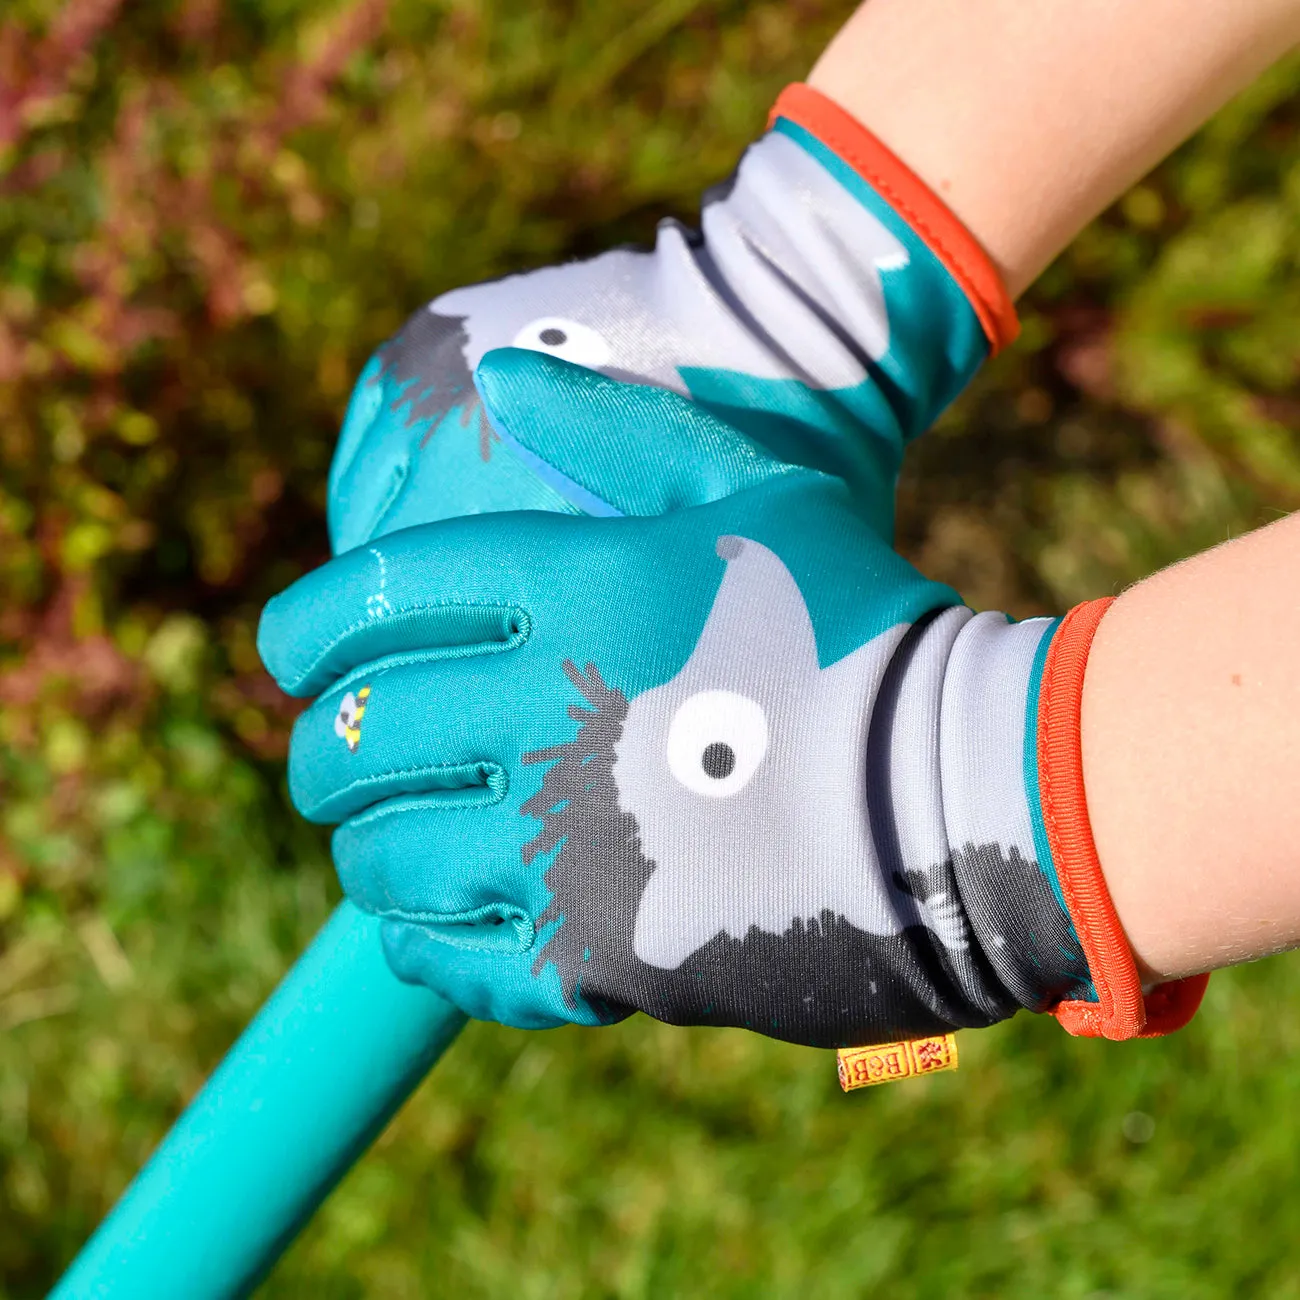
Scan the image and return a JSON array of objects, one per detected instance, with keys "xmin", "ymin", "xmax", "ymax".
[{"xmin": 836, "ymin": 1034, "xmax": 958, "ymax": 1092}]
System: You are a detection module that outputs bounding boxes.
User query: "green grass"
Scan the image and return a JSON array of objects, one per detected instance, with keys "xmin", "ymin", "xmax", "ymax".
[
  {"xmin": 270, "ymin": 967, "xmax": 1300, "ymax": 1299},
  {"xmin": 4, "ymin": 2, "xmax": 1300, "ymax": 1296}
]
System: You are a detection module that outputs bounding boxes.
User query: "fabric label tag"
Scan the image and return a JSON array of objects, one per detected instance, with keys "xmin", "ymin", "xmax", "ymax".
[{"xmin": 836, "ymin": 1034, "xmax": 958, "ymax": 1091}]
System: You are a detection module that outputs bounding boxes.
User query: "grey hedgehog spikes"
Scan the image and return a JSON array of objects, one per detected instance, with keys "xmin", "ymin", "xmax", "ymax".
[
  {"xmin": 522, "ymin": 662, "xmax": 650, "ymax": 1025},
  {"xmin": 374, "ymin": 309, "xmax": 496, "ymax": 459}
]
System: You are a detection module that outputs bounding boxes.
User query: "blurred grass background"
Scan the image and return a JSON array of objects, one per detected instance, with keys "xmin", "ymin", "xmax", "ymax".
[{"xmin": 3, "ymin": 1, "xmax": 1300, "ymax": 1296}]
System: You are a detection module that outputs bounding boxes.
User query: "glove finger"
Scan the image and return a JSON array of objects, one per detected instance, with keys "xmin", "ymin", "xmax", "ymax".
[
  {"xmin": 327, "ymin": 351, "xmax": 406, "ymax": 555},
  {"xmin": 328, "ymin": 329, "xmax": 579, "ymax": 556},
  {"xmin": 335, "ymin": 799, "xmax": 613, "ymax": 1032},
  {"xmin": 332, "ymin": 795, "xmax": 541, "ymax": 934},
  {"xmin": 258, "ymin": 513, "xmax": 551, "ymax": 698},
  {"xmin": 475, "ymin": 348, "xmax": 791, "ymax": 517},
  {"xmin": 287, "ymin": 652, "xmax": 550, "ymax": 824}
]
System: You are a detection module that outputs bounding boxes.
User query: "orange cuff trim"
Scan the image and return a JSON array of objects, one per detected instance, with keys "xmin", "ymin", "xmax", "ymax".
[
  {"xmin": 769, "ymin": 83, "xmax": 1019, "ymax": 356},
  {"xmin": 1038, "ymin": 598, "xmax": 1210, "ymax": 1040}
]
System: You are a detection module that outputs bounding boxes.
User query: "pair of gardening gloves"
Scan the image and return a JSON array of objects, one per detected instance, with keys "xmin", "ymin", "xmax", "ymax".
[{"xmin": 259, "ymin": 85, "xmax": 1207, "ymax": 1051}]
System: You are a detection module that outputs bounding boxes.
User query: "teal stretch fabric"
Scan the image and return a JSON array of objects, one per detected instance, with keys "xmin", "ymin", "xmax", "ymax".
[
  {"xmin": 472, "ymin": 350, "xmax": 802, "ymax": 520},
  {"xmin": 262, "ymin": 359, "xmax": 1093, "ymax": 1048},
  {"xmin": 767, "ymin": 114, "xmax": 990, "ymax": 440}
]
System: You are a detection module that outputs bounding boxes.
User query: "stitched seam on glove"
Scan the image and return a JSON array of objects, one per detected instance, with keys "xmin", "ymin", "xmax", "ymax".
[
  {"xmin": 273, "ymin": 600, "xmax": 532, "ymax": 696},
  {"xmin": 301, "ymin": 760, "xmax": 508, "ymax": 822},
  {"xmin": 769, "ymin": 82, "xmax": 1020, "ymax": 355},
  {"xmin": 353, "ymin": 901, "xmax": 536, "ymax": 953},
  {"xmin": 341, "ymin": 791, "xmax": 507, "ymax": 830}
]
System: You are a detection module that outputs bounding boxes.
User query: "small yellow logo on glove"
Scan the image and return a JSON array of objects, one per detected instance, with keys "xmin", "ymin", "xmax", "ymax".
[
  {"xmin": 334, "ymin": 685, "xmax": 371, "ymax": 754},
  {"xmin": 836, "ymin": 1034, "xmax": 958, "ymax": 1091}
]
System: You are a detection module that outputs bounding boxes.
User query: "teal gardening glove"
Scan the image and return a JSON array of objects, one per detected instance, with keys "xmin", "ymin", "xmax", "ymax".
[
  {"xmin": 327, "ymin": 84, "xmax": 1018, "ymax": 551},
  {"xmin": 276, "ymin": 84, "xmax": 1207, "ymax": 1048},
  {"xmin": 262, "ymin": 358, "xmax": 1208, "ymax": 1048}
]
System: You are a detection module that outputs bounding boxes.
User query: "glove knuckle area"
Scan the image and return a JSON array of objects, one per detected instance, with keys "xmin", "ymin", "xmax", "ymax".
[
  {"xmin": 291, "ymin": 747, "xmax": 507, "ymax": 826},
  {"xmin": 268, "ymin": 499, "xmax": 678, "ymax": 700}
]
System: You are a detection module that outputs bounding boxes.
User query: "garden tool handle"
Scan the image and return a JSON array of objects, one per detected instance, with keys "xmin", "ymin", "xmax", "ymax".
[{"xmin": 49, "ymin": 902, "xmax": 466, "ymax": 1300}]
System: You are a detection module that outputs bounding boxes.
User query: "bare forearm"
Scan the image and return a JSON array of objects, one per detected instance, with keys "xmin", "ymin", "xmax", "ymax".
[
  {"xmin": 1080, "ymin": 511, "xmax": 1300, "ymax": 982},
  {"xmin": 810, "ymin": 0, "xmax": 1300, "ymax": 296}
]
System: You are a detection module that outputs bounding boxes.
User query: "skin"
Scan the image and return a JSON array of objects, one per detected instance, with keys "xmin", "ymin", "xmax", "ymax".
[
  {"xmin": 811, "ymin": 0, "xmax": 1300, "ymax": 981},
  {"xmin": 1080, "ymin": 513, "xmax": 1300, "ymax": 982},
  {"xmin": 810, "ymin": 0, "xmax": 1300, "ymax": 296}
]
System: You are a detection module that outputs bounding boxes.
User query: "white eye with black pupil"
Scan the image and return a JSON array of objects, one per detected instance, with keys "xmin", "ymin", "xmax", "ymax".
[
  {"xmin": 666, "ymin": 690, "xmax": 768, "ymax": 798},
  {"xmin": 511, "ymin": 316, "xmax": 612, "ymax": 368}
]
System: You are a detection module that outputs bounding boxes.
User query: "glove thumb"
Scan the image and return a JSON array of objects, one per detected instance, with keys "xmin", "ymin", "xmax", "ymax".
[{"xmin": 474, "ymin": 347, "xmax": 797, "ymax": 517}]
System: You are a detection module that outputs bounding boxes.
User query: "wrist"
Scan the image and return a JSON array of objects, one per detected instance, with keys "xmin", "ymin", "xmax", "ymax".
[
  {"xmin": 937, "ymin": 609, "xmax": 1092, "ymax": 1012},
  {"xmin": 873, "ymin": 605, "xmax": 1090, "ymax": 1022},
  {"xmin": 894, "ymin": 596, "xmax": 1211, "ymax": 1039},
  {"xmin": 1036, "ymin": 598, "xmax": 1209, "ymax": 1038},
  {"xmin": 807, "ymin": 0, "xmax": 1300, "ymax": 297},
  {"xmin": 1079, "ymin": 510, "xmax": 1300, "ymax": 986}
]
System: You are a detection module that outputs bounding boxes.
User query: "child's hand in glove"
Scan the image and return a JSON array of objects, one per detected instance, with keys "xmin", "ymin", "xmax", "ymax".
[
  {"xmin": 262, "ymin": 363, "xmax": 1206, "ymax": 1049},
  {"xmin": 327, "ymin": 85, "xmax": 1017, "ymax": 555}
]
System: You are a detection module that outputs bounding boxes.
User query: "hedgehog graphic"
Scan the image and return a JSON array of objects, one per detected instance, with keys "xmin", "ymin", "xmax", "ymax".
[{"xmin": 520, "ymin": 536, "xmax": 1087, "ymax": 1047}]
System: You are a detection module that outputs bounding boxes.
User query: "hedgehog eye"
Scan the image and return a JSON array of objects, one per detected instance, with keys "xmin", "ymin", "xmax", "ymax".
[
  {"xmin": 665, "ymin": 690, "xmax": 768, "ymax": 798},
  {"xmin": 511, "ymin": 316, "xmax": 612, "ymax": 369}
]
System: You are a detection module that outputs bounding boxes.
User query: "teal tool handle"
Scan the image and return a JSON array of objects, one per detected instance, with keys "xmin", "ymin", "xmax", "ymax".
[{"xmin": 51, "ymin": 901, "xmax": 466, "ymax": 1299}]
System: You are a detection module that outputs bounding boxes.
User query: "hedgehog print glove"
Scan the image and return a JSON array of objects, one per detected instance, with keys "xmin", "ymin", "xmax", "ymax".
[
  {"xmin": 326, "ymin": 84, "xmax": 1018, "ymax": 556},
  {"xmin": 262, "ymin": 368, "xmax": 1208, "ymax": 1049}
]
